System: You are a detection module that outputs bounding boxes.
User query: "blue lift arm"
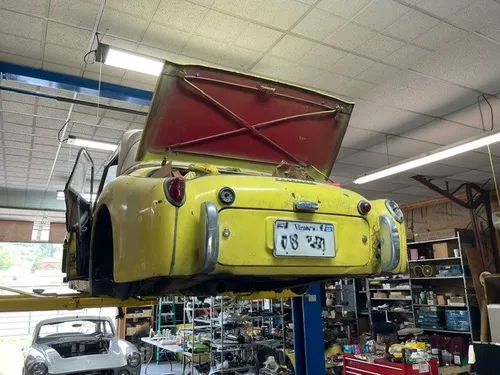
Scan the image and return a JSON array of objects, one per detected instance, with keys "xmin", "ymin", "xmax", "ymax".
[{"xmin": 0, "ymin": 62, "xmax": 153, "ymax": 106}]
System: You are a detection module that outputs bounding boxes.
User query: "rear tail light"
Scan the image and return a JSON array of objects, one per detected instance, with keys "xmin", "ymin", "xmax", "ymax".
[
  {"xmin": 165, "ymin": 177, "xmax": 186, "ymax": 206},
  {"xmin": 357, "ymin": 200, "xmax": 371, "ymax": 215}
]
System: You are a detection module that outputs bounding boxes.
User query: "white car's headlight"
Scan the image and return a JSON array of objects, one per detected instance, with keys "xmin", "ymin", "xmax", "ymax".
[
  {"xmin": 385, "ymin": 199, "xmax": 404, "ymax": 223},
  {"xmin": 127, "ymin": 352, "xmax": 141, "ymax": 367},
  {"xmin": 30, "ymin": 362, "xmax": 48, "ymax": 375}
]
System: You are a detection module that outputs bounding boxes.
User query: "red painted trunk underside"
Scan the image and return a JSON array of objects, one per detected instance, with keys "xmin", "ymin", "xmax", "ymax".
[{"xmin": 139, "ymin": 62, "xmax": 354, "ymax": 177}]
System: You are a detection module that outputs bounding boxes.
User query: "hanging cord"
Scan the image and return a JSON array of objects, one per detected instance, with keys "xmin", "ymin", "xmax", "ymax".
[
  {"xmin": 57, "ymin": 119, "xmax": 71, "ymax": 142},
  {"xmin": 477, "ymin": 93, "xmax": 500, "ymax": 206}
]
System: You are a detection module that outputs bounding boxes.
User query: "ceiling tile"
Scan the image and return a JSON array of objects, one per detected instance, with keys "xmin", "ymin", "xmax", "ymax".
[
  {"xmin": 34, "ymin": 127, "xmax": 58, "ymax": 137},
  {"xmin": 413, "ymin": 22, "xmax": 468, "ymax": 50},
  {"xmin": 100, "ymin": 118, "xmax": 130, "ymax": 130},
  {"xmin": 99, "ymin": 34, "xmax": 138, "ymax": 51},
  {"xmin": 99, "ymin": 8, "xmax": 149, "ymax": 41},
  {"xmin": 3, "ymin": 132, "xmax": 32, "ymax": 143},
  {"xmin": 2, "ymin": 112, "xmax": 33, "ymax": 126},
  {"xmin": 196, "ymin": 10, "xmax": 248, "ymax": 43},
  {"xmin": 2, "ymin": 101, "xmax": 35, "ymax": 114},
  {"xmin": 382, "ymin": 44, "xmax": 430, "ymax": 68},
  {"xmin": 106, "ymin": 0, "xmax": 161, "ymax": 20},
  {"xmin": 70, "ymin": 123, "xmax": 97, "ymax": 136},
  {"xmin": 0, "ymin": 9, "xmax": 45, "ymax": 40},
  {"xmin": 284, "ymin": 64, "xmax": 323, "ymax": 87},
  {"xmin": 42, "ymin": 62, "xmax": 81, "ymax": 76},
  {"xmin": 478, "ymin": 19, "xmax": 500, "ymax": 42},
  {"xmin": 34, "ymin": 137, "xmax": 59, "ymax": 146},
  {"xmin": 337, "ymin": 79, "xmax": 375, "ymax": 98},
  {"xmin": 367, "ymin": 136, "xmax": 439, "ymax": 158},
  {"xmin": 408, "ymin": 0, "xmax": 473, "ymax": 18},
  {"xmin": 330, "ymin": 162, "xmax": 372, "ymax": 178},
  {"xmin": 403, "ymin": 119, "xmax": 482, "ymax": 144},
  {"xmin": 3, "ymin": 140, "xmax": 30, "ymax": 150},
  {"xmin": 447, "ymin": 0, "xmax": 500, "ymax": 31},
  {"xmin": 337, "ymin": 147, "xmax": 359, "ymax": 159},
  {"xmin": 1, "ymin": 88, "xmax": 36, "ymax": 104},
  {"xmin": 292, "ymin": 8, "xmax": 346, "ymax": 41},
  {"xmin": 37, "ymin": 106, "xmax": 69, "ymax": 119},
  {"xmin": 412, "ymin": 34, "xmax": 500, "ymax": 94},
  {"xmin": 317, "ymin": 0, "xmax": 371, "ymax": 19},
  {"xmin": 324, "ymin": 22, "xmax": 376, "ymax": 50},
  {"xmin": 49, "ymin": 0, "xmax": 99, "ymax": 28},
  {"xmin": 2, "ymin": 123, "xmax": 32, "ymax": 135},
  {"xmin": 253, "ymin": 0, "xmax": 310, "ymax": 30},
  {"xmin": 355, "ymin": 34, "xmax": 405, "ymax": 60},
  {"xmin": 44, "ymin": 43, "xmax": 85, "ymax": 68},
  {"xmin": 358, "ymin": 63, "xmax": 400, "ymax": 84},
  {"xmin": 446, "ymin": 169, "xmax": 495, "ymax": 182},
  {"xmin": 6, "ymin": 148, "xmax": 30, "ymax": 157},
  {"xmin": 440, "ymin": 151, "xmax": 500, "ymax": 170},
  {"xmin": 181, "ymin": 35, "xmax": 228, "ymax": 63},
  {"xmin": 331, "ymin": 54, "xmax": 374, "ymax": 77},
  {"xmin": 233, "ymin": 23, "xmax": 282, "ymax": 52},
  {"xmin": 217, "ymin": 46, "xmax": 261, "ymax": 70},
  {"xmin": 46, "ymin": 22, "xmax": 92, "ymax": 50},
  {"xmin": 212, "ymin": 0, "xmax": 266, "ymax": 18},
  {"xmin": 136, "ymin": 44, "xmax": 178, "ymax": 60},
  {"xmin": 391, "ymin": 185, "xmax": 436, "ymax": 197},
  {"xmin": 384, "ymin": 9, "xmax": 440, "ymax": 42},
  {"xmin": 0, "ymin": 33, "xmax": 44, "ymax": 59},
  {"xmin": 154, "ymin": 0, "xmax": 207, "ymax": 33},
  {"xmin": 341, "ymin": 127, "xmax": 388, "ymax": 149},
  {"xmin": 349, "ymin": 99, "xmax": 434, "ymax": 134},
  {"xmin": 300, "ymin": 44, "xmax": 347, "ymax": 70},
  {"xmin": 312, "ymin": 71, "xmax": 350, "ymax": 92},
  {"xmin": 251, "ymin": 55, "xmax": 295, "ymax": 80},
  {"xmin": 0, "ymin": 52, "xmax": 42, "ymax": 69},
  {"xmin": 268, "ymin": 35, "xmax": 316, "ymax": 62},
  {"xmin": 142, "ymin": 23, "xmax": 190, "ymax": 53},
  {"xmin": 0, "ymin": 0, "xmax": 49, "ymax": 17},
  {"xmin": 122, "ymin": 70, "xmax": 159, "ymax": 85},
  {"xmin": 409, "ymin": 163, "xmax": 470, "ymax": 177},
  {"xmin": 352, "ymin": 0, "xmax": 410, "ymax": 31},
  {"xmin": 339, "ymin": 151, "xmax": 404, "ymax": 169}
]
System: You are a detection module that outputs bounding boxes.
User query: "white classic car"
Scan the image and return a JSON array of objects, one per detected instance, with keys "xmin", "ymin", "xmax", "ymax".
[{"xmin": 23, "ymin": 316, "xmax": 142, "ymax": 375}]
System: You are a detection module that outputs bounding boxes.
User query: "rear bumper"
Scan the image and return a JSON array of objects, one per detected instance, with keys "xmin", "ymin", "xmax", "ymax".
[{"xmin": 197, "ymin": 202, "xmax": 400, "ymax": 276}]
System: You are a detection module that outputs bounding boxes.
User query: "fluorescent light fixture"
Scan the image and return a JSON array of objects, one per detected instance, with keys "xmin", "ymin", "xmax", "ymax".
[
  {"xmin": 57, "ymin": 191, "xmax": 96, "ymax": 201},
  {"xmin": 353, "ymin": 129, "xmax": 500, "ymax": 184},
  {"xmin": 67, "ymin": 135, "xmax": 117, "ymax": 152},
  {"xmin": 96, "ymin": 43, "xmax": 163, "ymax": 76}
]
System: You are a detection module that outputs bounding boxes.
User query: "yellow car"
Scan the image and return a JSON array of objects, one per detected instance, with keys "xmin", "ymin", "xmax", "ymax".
[{"xmin": 62, "ymin": 60, "xmax": 407, "ymax": 298}]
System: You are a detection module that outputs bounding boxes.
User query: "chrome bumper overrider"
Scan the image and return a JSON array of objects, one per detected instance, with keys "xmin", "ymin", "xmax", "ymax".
[
  {"xmin": 379, "ymin": 215, "xmax": 400, "ymax": 272},
  {"xmin": 200, "ymin": 202, "xmax": 219, "ymax": 274}
]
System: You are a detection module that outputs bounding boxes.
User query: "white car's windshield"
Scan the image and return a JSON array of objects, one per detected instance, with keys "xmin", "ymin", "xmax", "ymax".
[{"xmin": 36, "ymin": 319, "xmax": 114, "ymax": 343}]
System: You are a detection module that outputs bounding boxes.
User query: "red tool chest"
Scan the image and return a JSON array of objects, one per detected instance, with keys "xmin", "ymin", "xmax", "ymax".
[{"xmin": 342, "ymin": 354, "xmax": 438, "ymax": 375}]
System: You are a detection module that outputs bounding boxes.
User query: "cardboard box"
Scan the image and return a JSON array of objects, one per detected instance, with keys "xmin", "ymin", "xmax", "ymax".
[
  {"xmin": 437, "ymin": 295, "xmax": 446, "ymax": 305},
  {"xmin": 373, "ymin": 292, "xmax": 388, "ymax": 299},
  {"xmin": 409, "ymin": 248, "xmax": 419, "ymax": 260},
  {"xmin": 433, "ymin": 242, "xmax": 455, "ymax": 258}
]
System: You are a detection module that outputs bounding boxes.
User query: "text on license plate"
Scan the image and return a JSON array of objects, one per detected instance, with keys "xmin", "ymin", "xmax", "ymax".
[{"xmin": 273, "ymin": 220, "xmax": 335, "ymax": 258}]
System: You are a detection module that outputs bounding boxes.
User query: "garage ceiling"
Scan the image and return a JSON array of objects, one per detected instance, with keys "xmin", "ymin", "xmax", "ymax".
[{"xmin": 1, "ymin": 0, "xmax": 500, "ymax": 213}]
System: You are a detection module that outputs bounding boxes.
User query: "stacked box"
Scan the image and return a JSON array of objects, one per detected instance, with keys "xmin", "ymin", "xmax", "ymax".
[
  {"xmin": 436, "ymin": 265, "xmax": 462, "ymax": 277},
  {"xmin": 446, "ymin": 310, "xmax": 470, "ymax": 332},
  {"xmin": 417, "ymin": 309, "xmax": 446, "ymax": 329}
]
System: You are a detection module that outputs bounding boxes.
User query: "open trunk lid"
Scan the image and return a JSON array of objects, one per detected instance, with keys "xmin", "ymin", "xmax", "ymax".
[{"xmin": 138, "ymin": 61, "xmax": 354, "ymax": 179}]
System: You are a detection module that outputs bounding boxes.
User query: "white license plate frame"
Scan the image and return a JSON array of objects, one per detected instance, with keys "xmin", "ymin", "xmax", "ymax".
[{"xmin": 273, "ymin": 220, "xmax": 335, "ymax": 258}]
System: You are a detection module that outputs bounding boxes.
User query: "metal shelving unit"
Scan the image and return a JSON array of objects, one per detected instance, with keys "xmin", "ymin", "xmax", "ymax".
[
  {"xmin": 408, "ymin": 231, "xmax": 477, "ymax": 340},
  {"xmin": 324, "ymin": 278, "xmax": 360, "ymax": 339},
  {"xmin": 366, "ymin": 276, "xmax": 415, "ymax": 328}
]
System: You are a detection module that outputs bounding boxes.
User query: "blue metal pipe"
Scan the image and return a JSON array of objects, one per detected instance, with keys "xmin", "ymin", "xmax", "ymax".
[{"xmin": 0, "ymin": 62, "xmax": 153, "ymax": 106}]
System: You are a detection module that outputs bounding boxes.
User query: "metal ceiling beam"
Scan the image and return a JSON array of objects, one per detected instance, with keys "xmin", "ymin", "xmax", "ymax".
[
  {"xmin": 412, "ymin": 175, "xmax": 500, "ymax": 273},
  {"xmin": 0, "ymin": 62, "xmax": 152, "ymax": 106}
]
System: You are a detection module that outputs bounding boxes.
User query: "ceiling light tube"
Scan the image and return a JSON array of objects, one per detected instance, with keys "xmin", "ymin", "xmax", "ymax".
[
  {"xmin": 353, "ymin": 129, "xmax": 500, "ymax": 184},
  {"xmin": 96, "ymin": 43, "xmax": 163, "ymax": 76},
  {"xmin": 67, "ymin": 135, "xmax": 117, "ymax": 152}
]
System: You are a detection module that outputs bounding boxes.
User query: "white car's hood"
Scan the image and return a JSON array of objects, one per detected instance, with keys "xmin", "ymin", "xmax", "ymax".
[{"xmin": 30, "ymin": 339, "xmax": 133, "ymax": 374}]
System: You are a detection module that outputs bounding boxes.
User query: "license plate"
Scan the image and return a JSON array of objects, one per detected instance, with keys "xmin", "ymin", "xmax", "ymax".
[{"xmin": 273, "ymin": 220, "xmax": 335, "ymax": 258}]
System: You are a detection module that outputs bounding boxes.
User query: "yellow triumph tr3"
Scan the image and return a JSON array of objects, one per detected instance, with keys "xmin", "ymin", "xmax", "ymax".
[{"xmin": 62, "ymin": 60, "xmax": 407, "ymax": 299}]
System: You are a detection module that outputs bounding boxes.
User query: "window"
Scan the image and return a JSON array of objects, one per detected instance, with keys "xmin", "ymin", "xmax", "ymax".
[{"xmin": 36, "ymin": 319, "xmax": 114, "ymax": 342}]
